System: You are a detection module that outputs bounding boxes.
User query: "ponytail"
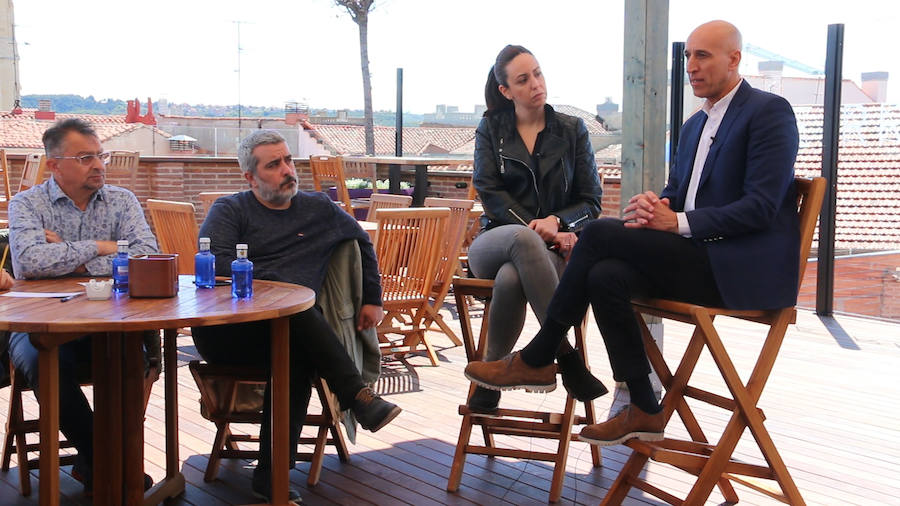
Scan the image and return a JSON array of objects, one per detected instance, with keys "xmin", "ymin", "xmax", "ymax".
[
  {"xmin": 484, "ymin": 66, "xmax": 512, "ymax": 116},
  {"xmin": 482, "ymin": 45, "xmax": 533, "ymax": 116}
]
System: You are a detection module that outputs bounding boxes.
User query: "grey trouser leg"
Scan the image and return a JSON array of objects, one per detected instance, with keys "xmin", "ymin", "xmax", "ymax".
[{"xmin": 468, "ymin": 224, "xmax": 565, "ymax": 361}]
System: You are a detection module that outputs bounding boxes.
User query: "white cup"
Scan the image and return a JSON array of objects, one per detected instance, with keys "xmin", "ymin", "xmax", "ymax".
[{"xmin": 85, "ymin": 279, "xmax": 114, "ymax": 300}]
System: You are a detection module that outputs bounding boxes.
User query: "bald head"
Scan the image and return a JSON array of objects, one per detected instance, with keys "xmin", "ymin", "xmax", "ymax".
[
  {"xmin": 685, "ymin": 20, "xmax": 743, "ymax": 104},
  {"xmin": 689, "ymin": 20, "xmax": 742, "ymax": 52}
]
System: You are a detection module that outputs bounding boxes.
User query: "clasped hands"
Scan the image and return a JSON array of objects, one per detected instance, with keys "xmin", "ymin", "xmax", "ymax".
[
  {"xmin": 623, "ymin": 191, "xmax": 678, "ymax": 233},
  {"xmin": 528, "ymin": 215, "xmax": 577, "ymax": 259}
]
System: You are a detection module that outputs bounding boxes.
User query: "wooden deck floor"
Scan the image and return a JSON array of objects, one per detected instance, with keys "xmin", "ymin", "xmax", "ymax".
[{"xmin": 1, "ymin": 300, "xmax": 898, "ymax": 505}]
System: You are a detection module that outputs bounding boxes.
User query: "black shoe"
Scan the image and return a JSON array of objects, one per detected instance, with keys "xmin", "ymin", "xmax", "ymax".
[
  {"xmin": 351, "ymin": 386, "xmax": 402, "ymax": 432},
  {"xmin": 252, "ymin": 468, "xmax": 302, "ymax": 503},
  {"xmin": 467, "ymin": 386, "xmax": 500, "ymax": 414},
  {"xmin": 557, "ymin": 350, "xmax": 609, "ymax": 402}
]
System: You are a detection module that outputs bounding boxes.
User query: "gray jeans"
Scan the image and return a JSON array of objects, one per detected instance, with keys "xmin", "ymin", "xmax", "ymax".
[{"xmin": 468, "ymin": 224, "xmax": 566, "ymax": 361}]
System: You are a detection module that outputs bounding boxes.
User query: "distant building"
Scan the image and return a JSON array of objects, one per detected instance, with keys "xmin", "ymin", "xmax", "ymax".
[
  {"xmin": 0, "ymin": 106, "xmax": 173, "ymax": 155},
  {"xmin": 308, "ymin": 109, "xmax": 366, "ymax": 126},
  {"xmin": 422, "ymin": 105, "xmax": 485, "ymax": 127}
]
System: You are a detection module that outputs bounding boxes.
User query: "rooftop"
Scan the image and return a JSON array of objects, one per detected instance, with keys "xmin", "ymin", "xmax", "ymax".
[{"xmin": 1, "ymin": 302, "xmax": 896, "ymax": 505}]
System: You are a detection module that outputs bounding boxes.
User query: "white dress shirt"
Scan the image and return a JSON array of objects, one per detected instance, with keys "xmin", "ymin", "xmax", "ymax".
[{"xmin": 677, "ymin": 79, "xmax": 743, "ymax": 236}]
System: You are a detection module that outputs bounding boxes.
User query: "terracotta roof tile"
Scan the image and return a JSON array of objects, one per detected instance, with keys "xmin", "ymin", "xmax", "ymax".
[
  {"xmin": 310, "ymin": 124, "xmax": 475, "ymax": 156},
  {"xmin": 0, "ymin": 109, "xmax": 166, "ymax": 150}
]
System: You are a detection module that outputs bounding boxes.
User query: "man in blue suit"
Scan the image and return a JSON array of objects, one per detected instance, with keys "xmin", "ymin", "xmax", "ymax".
[{"xmin": 464, "ymin": 20, "xmax": 800, "ymax": 446}]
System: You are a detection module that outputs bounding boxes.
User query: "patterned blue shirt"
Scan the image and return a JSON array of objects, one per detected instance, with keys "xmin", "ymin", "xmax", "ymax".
[{"xmin": 8, "ymin": 177, "xmax": 158, "ymax": 279}]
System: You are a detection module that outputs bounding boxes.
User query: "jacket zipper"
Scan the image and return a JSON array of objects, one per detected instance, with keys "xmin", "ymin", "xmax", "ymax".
[{"xmin": 499, "ymin": 135, "xmax": 542, "ymax": 215}]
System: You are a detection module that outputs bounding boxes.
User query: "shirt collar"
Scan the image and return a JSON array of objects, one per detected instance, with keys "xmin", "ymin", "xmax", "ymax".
[
  {"xmin": 701, "ymin": 78, "xmax": 743, "ymax": 116},
  {"xmin": 47, "ymin": 176, "xmax": 106, "ymax": 205}
]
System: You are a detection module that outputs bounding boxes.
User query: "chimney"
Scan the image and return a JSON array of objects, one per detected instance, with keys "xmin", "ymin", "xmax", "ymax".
[
  {"xmin": 861, "ymin": 71, "xmax": 888, "ymax": 103},
  {"xmin": 758, "ymin": 61, "xmax": 784, "ymax": 95},
  {"xmin": 35, "ymin": 99, "xmax": 55, "ymax": 120}
]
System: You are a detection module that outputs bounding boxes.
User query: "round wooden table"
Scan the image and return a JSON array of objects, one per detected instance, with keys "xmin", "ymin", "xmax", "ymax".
[{"xmin": 0, "ymin": 275, "xmax": 315, "ymax": 506}]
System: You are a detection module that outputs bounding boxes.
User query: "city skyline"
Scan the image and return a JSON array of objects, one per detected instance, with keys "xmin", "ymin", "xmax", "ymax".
[{"xmin": 12, "ymin": 0, "xmax": 900, "ymax": 113}]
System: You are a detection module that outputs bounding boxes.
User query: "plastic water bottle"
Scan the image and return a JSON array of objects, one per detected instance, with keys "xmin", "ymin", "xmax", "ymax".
[
  {"xmin": 112, "ymin": 240, "xmax": 129, "ymax": 293},
  {"xmin": 194, "ymin": 237, "xmax": 216, "ymax": 288},
  {"xmin": 231, "ymin": 243, "xmax": 253, "ymax": 299}
]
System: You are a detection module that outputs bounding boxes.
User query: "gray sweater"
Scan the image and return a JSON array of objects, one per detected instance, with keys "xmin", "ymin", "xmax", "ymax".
[{"xmin": 199, "ymin": 190, "xmax": 382, "ymax": 306}]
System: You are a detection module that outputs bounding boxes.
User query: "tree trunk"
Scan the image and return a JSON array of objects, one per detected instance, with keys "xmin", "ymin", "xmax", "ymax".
[{"xmin": 357, "ymin": 10, "xmax": 375, "ymax": 155}]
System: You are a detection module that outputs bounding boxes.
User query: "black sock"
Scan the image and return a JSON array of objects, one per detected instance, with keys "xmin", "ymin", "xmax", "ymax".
[
  {"xmin": 625, "ymin": 375, "xmax": 661, "ymax": 414},
  {"xmin": 520, "ymin": 317, "xmax": 570, "ymax": 367}
]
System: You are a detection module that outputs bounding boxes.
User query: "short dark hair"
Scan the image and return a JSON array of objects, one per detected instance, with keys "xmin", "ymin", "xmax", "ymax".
[
  {"xmin": 42, "ymin": 118, "xmax": 98, "ymax": 157},
  {"xmin": 484, "ymin": 45, "xmax": 533, "ymax": 116}
]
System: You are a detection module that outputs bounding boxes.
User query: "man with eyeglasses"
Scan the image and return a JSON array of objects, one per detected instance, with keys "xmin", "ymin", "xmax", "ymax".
[{"xmin": 6, "ymin": 118, "xmax": 158, "ymax": 495}]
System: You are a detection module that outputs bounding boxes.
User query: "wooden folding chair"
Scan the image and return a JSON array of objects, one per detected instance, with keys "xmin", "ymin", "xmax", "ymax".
[
  {"xmin": 601, "ymin": 177, "xmax": 826, "ymax": 505},
  {"xmin": 373, "ymin": 207, "xmax": 449, "ymax": 366},
  {"xmin": 188, "ymin": 362, "xmax": 349, "ymax": 486},
  {"xmin": 446, "ymin": 277, "xmax": 601, "ymax": 503},
  {"xmin": 18, "ymin": 154, "xmax": 47, "ymax": 193},
  {"xmin": 146, "ymin": 199, "xmax": 199, "ymax": 275},
  {"xmin": 310, "ymin": 155, "xmax": 367, "ymax": 216},
  {"xmin": 198, "ymin": 191, "xmax": 236, "ymax": 217},
  {"xmin": 365, "ymin": 193, "xmax": 411, "ymax": 221},
  {"xmin": 105, "ymin": 150, "xmax": 140, "ymax": 191},
  {"xmin": 422, "ymin": 197, "xmax": 474, "ymax": 347}
]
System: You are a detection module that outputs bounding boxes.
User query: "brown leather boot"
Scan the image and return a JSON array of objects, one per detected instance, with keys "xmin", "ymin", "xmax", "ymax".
[
  {"xmin": 464, "ymin": 351, "xmax": 556, "ymax": 393},
  {"xmin": 579, "ymin": 403, "xmax": 665, "ymax": 446}
]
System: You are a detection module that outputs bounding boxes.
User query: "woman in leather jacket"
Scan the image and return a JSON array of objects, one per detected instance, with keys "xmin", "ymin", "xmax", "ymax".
[{"xmin": 466, "ymin": 45, "xmax": 607, "ymax": 413}]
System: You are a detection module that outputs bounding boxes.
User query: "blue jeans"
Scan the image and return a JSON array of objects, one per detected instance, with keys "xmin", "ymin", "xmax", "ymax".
[{"xmin": 8, "ymin": 331, "xmax": 94, "ymax": 471}]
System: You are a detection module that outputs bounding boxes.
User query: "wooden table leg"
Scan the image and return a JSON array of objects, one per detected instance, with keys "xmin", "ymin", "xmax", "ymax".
[
  {"xmin": 92, "ymin": 333, "xmax": 115, "ymax": 505},
  {"xmin": 123, "ymin": 332, "xmax": 145, "ymax": 504},
  {"xmin": 144, "ymin": 329, "xmax": 186, "ymax": 505},
  {"xmin": 36, "ymin": 338, "xmax": 60, "ymax": 506},
  {"xmin": 270, "ymin": 316, "xmax": 291, "ymax": 505}
]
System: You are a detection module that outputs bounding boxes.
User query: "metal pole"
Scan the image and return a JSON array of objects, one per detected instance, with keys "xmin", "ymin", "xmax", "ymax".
[
  {"xmin": 395, "ymin": 68, "xmax": 403, "ymax": 156},
  {"xmin": 669, "ymin": 41, "xmax": 684, "ymax": 165},
  {"xmin": 816, "ymin": 23, "xmax": 843, "ymax": 316}
]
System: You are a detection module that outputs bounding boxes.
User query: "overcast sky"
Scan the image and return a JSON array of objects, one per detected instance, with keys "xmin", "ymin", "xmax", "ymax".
[{"xmin": 13, "ymin": 0, "xmax": 900, "ymax": 113}]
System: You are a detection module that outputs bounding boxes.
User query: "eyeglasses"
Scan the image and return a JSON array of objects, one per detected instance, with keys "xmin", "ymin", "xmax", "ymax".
[{"xmin": 52, "ymin": 152, "xmax": 111, "ymax": 166}]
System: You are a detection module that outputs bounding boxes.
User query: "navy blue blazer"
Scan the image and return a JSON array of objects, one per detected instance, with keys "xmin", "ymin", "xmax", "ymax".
[{"xmin": 661, "ymin": 80, "xmax": 800, "ymax": 310}]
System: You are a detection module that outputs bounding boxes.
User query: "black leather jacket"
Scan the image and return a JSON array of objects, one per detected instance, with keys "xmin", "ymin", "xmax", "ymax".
[{"xmin": 473, "ymin": 105, "xmax": 602, "ymax": 232}]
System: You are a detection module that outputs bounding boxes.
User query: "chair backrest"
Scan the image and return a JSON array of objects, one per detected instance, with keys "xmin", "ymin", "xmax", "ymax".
[
  {"xmin": 343, "ymin": 159, "xmax": 378, "ymax": 194},
  {"xmin": 366, "ymin": 193, "xmax": 412, "ymax": 221},
  {"xmin": 18, "ymin": 154, "xmax": 47, "ymax": 193},
  {"xmin": 423, "ymin": 197, "xmax": 475, "ymax": 301},
  {"xmin": 373, "ymin": 207, "xmax": 449, "ymax": 304},
  {"xmin": 198, "ymin": 191, "xmax": 236, "ymax": 217},
  {"xmin": 104, "ymin": 150, "xmax": 140, "ymax": 190},
  {"xmin": 309, "ymin": 155, "xmax": 353, "ymax": 214},
  {"xmin": 0, "ymin": 149, "xmax": 11, "ymax": 207},
  {"xmin": 146, "ymin": 199, "xmax": 199, "ymax": 275},
  {"xmin": 794, "ymin": 176, "xmax": 827, "ymax": 290}
]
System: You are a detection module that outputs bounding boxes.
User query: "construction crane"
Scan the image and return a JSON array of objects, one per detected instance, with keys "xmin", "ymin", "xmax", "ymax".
[{"xmin": 744, "ymin": 43, "xmax": 824, "ymax": 75}]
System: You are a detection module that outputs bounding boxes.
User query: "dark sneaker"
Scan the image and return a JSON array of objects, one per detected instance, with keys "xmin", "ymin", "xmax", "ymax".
[
  {"xmin": 467, "ymin": 386, "xmax": 500, "ymax": 415},
  {"xmin": 464, "ymin": 351, "xmax": 557, "ymax": 393},
  {"xmin": 557, "ymin": 350, "xmax": 609, "ymax": 402},
  {"xmin": 579, "ymin": 403, "xmax": 665, "ymax": 446},
  {"xmin": 352, "ymin": 387, "xmax": 402, "ymax": 432},
  {"xmin": 252, "ymin": 469, "xmax": 302, "ymax": 503}
]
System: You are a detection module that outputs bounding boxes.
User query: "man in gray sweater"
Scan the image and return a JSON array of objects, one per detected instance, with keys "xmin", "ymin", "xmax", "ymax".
[{"xmin": 193, "ymin": 130, "xmax": 398, "ymax": 502}]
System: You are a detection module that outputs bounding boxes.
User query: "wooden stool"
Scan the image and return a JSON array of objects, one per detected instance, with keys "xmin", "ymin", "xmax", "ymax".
[
  {"xmin": 601, "ymin": 177, "xmax": 825, "ymax": 505},
  {"xmin": 189, "ymin": 361, "xmax": 350, "ymax": 486},
  {"xmin": 446, "ymin": 277, "xmax": 602, "ymax": 503}
]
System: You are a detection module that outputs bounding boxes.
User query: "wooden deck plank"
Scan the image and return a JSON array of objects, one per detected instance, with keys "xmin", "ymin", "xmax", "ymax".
[{"xmin": 1, "ymin": 303, "xmax": 898, "ymax": 505}]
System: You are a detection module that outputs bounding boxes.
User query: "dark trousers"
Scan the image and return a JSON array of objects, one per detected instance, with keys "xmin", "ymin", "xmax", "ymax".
[
  {"xmin": 8, "ymin": 332, "xmax": 94, "ymax": 470},
  {"xmin": 191, "ymin": 306, "xmax": 366, "ymax": 473},
  {"xmin": 527, "ymin": 218, "xmax": 723, "ymax": 382}
]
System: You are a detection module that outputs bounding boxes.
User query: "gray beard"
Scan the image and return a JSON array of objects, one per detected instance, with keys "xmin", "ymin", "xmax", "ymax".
[{"xmin": 256, "ymin": 181, "xmax": 298, "ymax": 207}]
